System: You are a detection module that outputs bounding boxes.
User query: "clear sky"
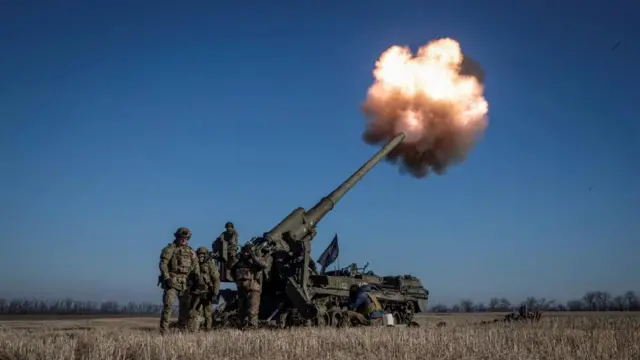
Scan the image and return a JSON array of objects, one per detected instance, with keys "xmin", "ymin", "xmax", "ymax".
[{"xmin": 1, "ymin": 1, "xmax": 638, "ymax": 306}]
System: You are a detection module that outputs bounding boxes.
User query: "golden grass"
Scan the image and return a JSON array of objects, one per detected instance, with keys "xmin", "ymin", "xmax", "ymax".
[{"xmin": 0, "ymin": 314, "xmax": 639, "ymax": 360}]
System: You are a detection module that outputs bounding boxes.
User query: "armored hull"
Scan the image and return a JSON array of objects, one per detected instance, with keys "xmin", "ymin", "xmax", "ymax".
[
  {"xmin": 213, "ymin": 264, "xmax": 429, "ymax": 328},
  {"xmin": 304, "ymin": 265, "xmax": 429, "ymax": 326}
]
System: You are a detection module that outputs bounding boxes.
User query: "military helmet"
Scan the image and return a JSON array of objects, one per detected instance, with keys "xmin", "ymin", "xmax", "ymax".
[
  {"xmin": 241, "ymin": 242, "xmax": 253, "ymax": 251},
  {"xmin": 225, "ymin": 221, "xmax": 234, "ymax": 229},
  {"xmin": 174, "ymin": 227, "xmax": 192, "ymax": 239},
  {"xmin": 196, "ymin": 247, "xmax": 209, "ymax": 255}
]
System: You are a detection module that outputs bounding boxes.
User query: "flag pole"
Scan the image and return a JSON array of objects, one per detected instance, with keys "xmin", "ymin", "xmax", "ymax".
[{"xmin": 336, "ymin": 233, "xmax": 340, "ymax": 271}]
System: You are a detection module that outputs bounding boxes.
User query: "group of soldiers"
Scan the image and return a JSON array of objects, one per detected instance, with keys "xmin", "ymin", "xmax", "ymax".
[
  {"xmin": 157, "ymin": 222, "xmax": 269, "ymax": 334},
  {"xmin": 158, "ymin": 223, "xmax": 405, "ymax": 333}
]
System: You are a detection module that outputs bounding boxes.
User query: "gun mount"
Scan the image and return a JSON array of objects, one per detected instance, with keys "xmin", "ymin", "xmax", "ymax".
[{"xmin": 213, "ymin": 133, "xmax": 422, "ymax": 328}]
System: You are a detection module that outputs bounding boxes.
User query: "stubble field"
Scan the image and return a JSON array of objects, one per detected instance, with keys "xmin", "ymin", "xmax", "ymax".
[{"xmin": 0, "ymin": 312, "xmax": 638, "ymax": 360}]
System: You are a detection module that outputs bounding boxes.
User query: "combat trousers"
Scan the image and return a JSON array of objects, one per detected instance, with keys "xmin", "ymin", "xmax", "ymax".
[
  {"xmin": 160, "ymin": 288, "xmax": 191, "ymax": 333},
  {"xmin": 188, "ymin": 293, "xmax": 215, "ymax": 331},
  {"xmin": 344, "ymin": 310, "xmax": 372, "ymax": 326},
  {"xmin": 237, "ymin": 288, "xmax": 261, "ymax": 327},
  {"xmin": 225, "ymin": 250, "xmax": 237, "ymax": 281}
]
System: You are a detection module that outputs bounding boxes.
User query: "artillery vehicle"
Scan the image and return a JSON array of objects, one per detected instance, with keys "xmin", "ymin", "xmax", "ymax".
[{"xmin": 211, "ymin": 133, "xmax": 430, "ymax": 328}]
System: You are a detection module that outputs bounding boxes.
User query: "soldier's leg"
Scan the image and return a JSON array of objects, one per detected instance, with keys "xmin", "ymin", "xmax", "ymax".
[
  {"xmin": 247, "ymin": 290, "xmax": 261, "ymax": 328},
  {"xmin": 338, "ymin": 310, "xmax": 357, "ymax": 327},
  {"xmin": 236, "ymin": 292, "xmax": 247, "ymax": 326},
  {"xmin": 160, "ymin": 288, "xmax": 177, "ymax": 333},
  {"xmin": 347, "ymin": 311, "xmax": 370, "ymax": 326},
  {"xmin": 177, "ymin": 291, "xmax": 192, "ymax": 328},
  {"xmin": 278, "ymin": 311, "xmax": 289, "ymax": 328},
  {"xmin": 202, "ymin": 296, "xmax": 214, "ymax": 331},
  {"xmin": 226, "ymin": 252, "xmax": 236, "ymax": 280},
  {"xmin": 187, "ymin": 295, "xmax": 203, "ymax": 332},
  {"xmin": 218, "ymin": 261, "xmax": 228, "ymax": 282}
]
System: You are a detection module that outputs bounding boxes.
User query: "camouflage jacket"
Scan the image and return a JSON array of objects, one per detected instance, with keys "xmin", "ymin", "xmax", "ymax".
[
  {"xmin": 231, "ymin": 254, "xmax": 268, "ymax": 292},
  {"xmin": 215, "ymin": 230, "xmax": 238, "ymax": 251},
  {"xmin": 196, "ymin": 260, "xmax": 221, "ymax": 295},
  {"xmin": 159, "ymin": 242, "xmax": 200, "ymax": 291}
]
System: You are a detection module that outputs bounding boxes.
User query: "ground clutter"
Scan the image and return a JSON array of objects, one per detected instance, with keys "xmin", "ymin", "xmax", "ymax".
[{"xmin": 0, "ymin": 313, "xmax": 638, "ymax": 360}]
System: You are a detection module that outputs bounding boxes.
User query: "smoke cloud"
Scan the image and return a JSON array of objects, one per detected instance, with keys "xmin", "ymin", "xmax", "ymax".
[{"xmin": 361, "ymin": 38, "xmax": 489, "ymax": 178}]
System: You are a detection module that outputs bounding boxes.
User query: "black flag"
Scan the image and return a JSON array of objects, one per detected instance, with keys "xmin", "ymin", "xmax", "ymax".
[{"xmin": 317, "ymin": 233, "xmax": 339, "ymax": 273}]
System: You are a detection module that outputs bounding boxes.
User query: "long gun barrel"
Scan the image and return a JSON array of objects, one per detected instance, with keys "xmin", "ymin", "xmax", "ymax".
[
  {"xmin": 304, "ymin": 132, "xmax": 406, "ymax": 227},
  {"xmin": 264, "ymin": 132, "xmax": 406, "ymax": 245}
]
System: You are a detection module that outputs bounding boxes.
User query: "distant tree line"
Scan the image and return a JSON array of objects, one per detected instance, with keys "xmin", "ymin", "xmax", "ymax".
[
  {"xmin": 0, "ymin": 290, "xmax": 638, "ymax": 315},
  {"xmin": 429, "ymin": 291, "xmax": 640, "ymax": 313},
  {"xmin": 0, "ymin": 298, "xmax": 164, "ymax": 315}
]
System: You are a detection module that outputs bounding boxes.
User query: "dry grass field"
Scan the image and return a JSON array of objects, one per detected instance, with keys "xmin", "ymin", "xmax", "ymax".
[{"xmin": 0, "ymin": 312, "xmax": 639, "ymax": 360}]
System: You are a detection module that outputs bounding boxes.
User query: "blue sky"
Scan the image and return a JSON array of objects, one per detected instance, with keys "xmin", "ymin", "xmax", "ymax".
[{"xmin": 1, "ymin": 1, "xmax": 638, "ymax": 306}]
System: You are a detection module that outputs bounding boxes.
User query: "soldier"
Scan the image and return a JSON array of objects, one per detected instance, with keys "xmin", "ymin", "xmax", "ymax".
[
  {"xmin": 212, "ymin": 221, "xmax": 239, "ymax": 282},
  {"xmin": 158, "ymin": 227, "xmax": 200, "ymax": 334},
  {"xmin": 231, "ymin": 242, "xmax": 268, "ymax": 329},
  {"xmin": 348, "ymin": 263, "xmax": 358, "ymax": 276},
  {"xmin": 342, "ymin": 284, "xmax": 384, "ymax": 326},
  {"xmin": 518, "ymin": 304, "xmax": 528, "ymax": 319},
  {"xmin": 188, "ymin": 246, "xmax": 221, "ymax": 332}
]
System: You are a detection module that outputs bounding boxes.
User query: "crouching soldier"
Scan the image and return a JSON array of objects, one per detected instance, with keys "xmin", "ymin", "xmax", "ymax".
[
  {"xmin": 188, "ymin": 247, "xmax": 221, "ymax": 331},
  {"xmin": 342, "ymin": 284, "xmax": 384, "ymax": 326}
]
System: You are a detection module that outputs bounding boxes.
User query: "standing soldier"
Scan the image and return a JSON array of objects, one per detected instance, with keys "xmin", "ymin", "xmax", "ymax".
[
  {"xmin": 188, "ymin": 246, "xmax": 221, "ymax": 332},
  {"xmin": 158, "ymin": 227, "xmax": 200, "ymax": 334},
  {"xmin": 212, "ymin": 221, "xmax": 239, "ymax": 282},
  {"xmin": 231, "ymin": 242, "xmax": 269, "ymax": 329}
]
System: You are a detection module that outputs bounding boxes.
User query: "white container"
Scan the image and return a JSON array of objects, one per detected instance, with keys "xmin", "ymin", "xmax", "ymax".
[{"xmin": 383, "ymin": 313, "xmax": 395, "ymax": 326}]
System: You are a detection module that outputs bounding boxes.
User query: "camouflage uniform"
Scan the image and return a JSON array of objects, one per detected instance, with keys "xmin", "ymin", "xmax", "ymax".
[
  {"xmin": 343, "ymin": 284, "xmax": 384, "ymax": 327},
  {"xmin": 212, "ymin": 222, "xmax": 239, "ymax": 282},
  {"xmin": 158, "ymin": 227, "xmax": 200, "ymax": 334},
  {"xmin": 188, "ymin": 246, "xmax": 221, "ymax": 331},
  {"xmin": 231, "ymin": 243, "xmax": 268, "ymax": 328}
]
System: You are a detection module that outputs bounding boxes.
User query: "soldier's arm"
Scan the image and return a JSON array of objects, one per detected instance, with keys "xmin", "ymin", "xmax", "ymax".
[
  {"xmin": 159, "ymin": 245, "xmax": 174, "ymax": 280},
  {"xmin": 230, "ymin": 232, "xmax": 239, "ymax": 248},
  {"xmin": 209, "ymin": 263, "xmax": 220, "ymax": 294},
  {"xmin": 191, "ymin": 251, "xmax": 201, "ymax": 275},
  {"xmin": 250, "ymin": 254, "xmax": 268, "ymax": 269}
]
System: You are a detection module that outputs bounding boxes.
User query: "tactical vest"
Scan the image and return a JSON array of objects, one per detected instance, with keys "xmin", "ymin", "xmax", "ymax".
[
  {"xmin": 221, "ymin": 231, "xmax": 238, "ymax": 247},
  {"xmin": 170, "ymin": 246, "xmax": 195, "ymax": 275},
  {"xmin": 199, "ymin": 262, "xmax": 214, "ymax": 288}
]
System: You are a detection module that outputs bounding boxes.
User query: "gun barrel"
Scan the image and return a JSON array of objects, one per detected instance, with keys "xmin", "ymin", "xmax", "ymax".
[{"xmin": 305, "ymin": 132, "xmax": 406, "ymax": 225}]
